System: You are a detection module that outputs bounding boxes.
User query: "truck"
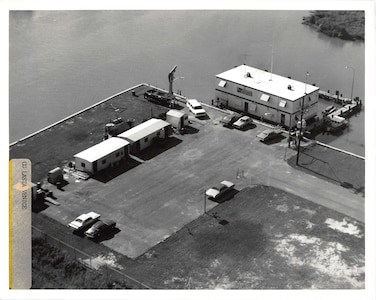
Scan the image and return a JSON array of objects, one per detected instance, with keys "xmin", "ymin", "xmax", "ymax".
[{"xmin": 68, "ymin": 212, "xmax": 101, "ymax": 232}]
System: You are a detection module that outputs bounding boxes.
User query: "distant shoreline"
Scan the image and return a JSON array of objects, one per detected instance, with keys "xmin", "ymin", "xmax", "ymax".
[{"xmin": 302, "ymin": 11, "xmax": 364, "ymax": 42}]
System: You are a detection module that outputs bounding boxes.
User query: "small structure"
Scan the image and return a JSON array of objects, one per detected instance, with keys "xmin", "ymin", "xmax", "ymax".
[
  {"xmin": 166, "ymin": 109, "xmax": 188, "ymax": 131},
  {"xmin": 105, "ymin": 117, "xmax": 128, "ymax": 136},
  {"xmin": 74, "ymin": 137, "xmax": 130, "ymax": 175},
  {"xmin": 118, "ymin": 118, "xmax": 172, "ymax": 154},
  {"xmin": 48, "ymin": 167, "xmax": 64, "ymax": 185}
]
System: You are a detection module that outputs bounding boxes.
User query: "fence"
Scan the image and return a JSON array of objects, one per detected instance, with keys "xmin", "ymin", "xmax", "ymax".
[{"xmin": 32, "ymin": 226, "xmax": 151, "ymax": 289}]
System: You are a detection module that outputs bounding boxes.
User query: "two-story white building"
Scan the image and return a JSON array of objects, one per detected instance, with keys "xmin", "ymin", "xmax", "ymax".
[{"xmin": 215, "ymin": 65, "xmax": 319, "ymax": 128}]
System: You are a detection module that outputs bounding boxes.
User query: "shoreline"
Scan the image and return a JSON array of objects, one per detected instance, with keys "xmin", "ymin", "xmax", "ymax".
[
  {"xmin": 10, "ymin": 83, "xmax": 364, "ymax": 161},
  {"xmin": 302, "ymin": 11, "xmax": 365, "ymax": 42}
]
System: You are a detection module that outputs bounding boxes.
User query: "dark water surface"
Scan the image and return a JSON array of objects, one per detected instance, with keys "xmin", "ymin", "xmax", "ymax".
[{"xmin": 9, "ymin": 10, "xmax": 365, "ymax": 155}]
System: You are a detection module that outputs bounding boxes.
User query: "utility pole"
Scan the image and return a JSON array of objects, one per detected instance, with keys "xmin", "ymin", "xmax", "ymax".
[
  {"xmin": 346, "ymin": 65, "xmax": 355, "ymax": 101},
  {"xmin": 296, "ymin": 72, "xmax": 309, "ymax": 166}
]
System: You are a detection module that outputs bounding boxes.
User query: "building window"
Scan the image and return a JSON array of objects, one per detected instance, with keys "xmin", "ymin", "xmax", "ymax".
[
  {"xmin": 260, "ymin": 94, "xmax": 270, "ymax": 102},
  {"xmin": 116, "ymin": 152, "xmax": 120, "ymax": 157},
  {"xmin": 279, "ymin": 100, "xmax": 287, "ymax": 108},
  {"xmin": 218, "ymin": 80, "xmax": 227, "ymax": 87},
  {"xmin": 102, "ymin": 159, "xmax": 106, "ymax": 165},
  {"xmin": 237, "ymin": 87, "xmax": 253, "ymax": 97},
  {"xmin": 81, "ymin": 162, "xmax": 85, "ymax": 168},
  {"xmin": 144, "ymin": 137, "xmax": 149, "ymax": 143}
]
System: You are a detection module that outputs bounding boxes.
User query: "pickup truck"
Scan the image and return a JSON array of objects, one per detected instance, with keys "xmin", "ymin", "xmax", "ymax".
[
  {"xmin": 205, "ymin": 180, "xmax": 235, "ymax": 200},
  {"xmin": 68, "ymin": 212, "xmax": 101, "ymax": 231}
]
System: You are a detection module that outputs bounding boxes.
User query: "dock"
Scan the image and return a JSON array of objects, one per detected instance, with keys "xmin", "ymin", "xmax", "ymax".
[{"xmin": 319, "ymin": 90, "xmax": 352, "ymax": 104}]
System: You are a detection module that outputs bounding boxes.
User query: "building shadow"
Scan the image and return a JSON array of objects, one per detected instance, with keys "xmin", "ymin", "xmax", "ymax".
[
  {"xmin": 180, "ymin": 125, "xmax": 199, "ymax": 135},
  {"xmin": 32, "ymin": 200, "xmax": 50, "ymax": 213},
  {"xmin": 92, "ymin": 157, "xmax": 141, "ymax": 183},
  {"xmin": 135, "ymin": 136, "xmax": 183, "ymax": 161}
]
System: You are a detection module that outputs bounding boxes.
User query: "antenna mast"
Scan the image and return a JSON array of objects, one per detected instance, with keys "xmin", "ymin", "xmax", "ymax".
[{"xmin": 270, "ymin": 33, "xmax": 275, "ymax": 81}]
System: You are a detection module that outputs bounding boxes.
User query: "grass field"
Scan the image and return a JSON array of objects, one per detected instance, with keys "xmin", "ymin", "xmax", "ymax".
[{"xmin": 116, "ymin": 186, "xmax": 364, "ymax": 289}]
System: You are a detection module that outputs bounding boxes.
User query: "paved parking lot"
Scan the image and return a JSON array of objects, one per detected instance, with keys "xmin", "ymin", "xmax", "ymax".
[{"xmin": 41, "ymin": 104, "xmax": 364, "ymax": 258}]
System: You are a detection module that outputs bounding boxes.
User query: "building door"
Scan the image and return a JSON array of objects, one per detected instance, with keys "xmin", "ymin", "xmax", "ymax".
[
  {"xmin": 244, "ymin": 102, "xmax": 249, "ymax": 113},
  {"xmin": 93, "ymin": 161, "xmax": 97, "ymax": 173},
  {"xmin": 281, "ymin": 113, "xmax": 286, "ymax": 125}
]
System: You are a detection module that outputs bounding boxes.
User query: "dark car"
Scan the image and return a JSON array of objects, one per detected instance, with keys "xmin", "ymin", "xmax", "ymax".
[
  {"xmin": 84, "ymin": 219, "xmax": 116, "ymax": 239},
  {"xmin": 220, "ymin": 113, "xmax": 241, "ymax": 127},
  {"xmin": 256, "ymin": 129, "xmax": 281, "ymax": 142},
  {"xmin": 144, "ymin": 89, "xmax": 170, "ymax": 105}
]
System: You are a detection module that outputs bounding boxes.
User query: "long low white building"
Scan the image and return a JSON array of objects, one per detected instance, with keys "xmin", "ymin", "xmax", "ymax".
[
  {"xmin": 215, "ymin": 65, "xmax": 319, "ymax": 127},
  {"xmin": 74, "ymin": 137, "xmax": 130, "ymax": 174},
  {"xmin": 118, "ymin": 118, "xmax": 172, "ymax": 154}
]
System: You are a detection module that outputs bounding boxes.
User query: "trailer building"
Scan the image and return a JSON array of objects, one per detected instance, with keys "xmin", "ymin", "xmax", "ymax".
[
  {"xmin": 166, "ymin": 109, "xmax": 188, "ymax": 131},
  {"xmin": 118, "ymin": 118, "xmax": 172, "ymax": 154},
  {"xmin": 215, "ymin": 65, "xmax": 319, "ymax": 127},
  {"xmin": 74, "ymin": 137, "xmax": 130, "ymax": 174}
]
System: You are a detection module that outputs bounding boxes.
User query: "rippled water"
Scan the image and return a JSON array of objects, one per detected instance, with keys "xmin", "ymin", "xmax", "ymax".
[{"xmin": 9, "ymin": 10, "xmax": 365, "ymax": 155}]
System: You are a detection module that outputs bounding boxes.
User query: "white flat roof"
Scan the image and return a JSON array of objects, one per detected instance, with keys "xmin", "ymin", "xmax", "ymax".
[
  {"xmin": 74, "ymin": 137, "xmax": 129, "ymax": 163},
  {"xmin": 216, "ymin": 65, "xmax": 319, "ymax": 101},
  {"xmin": 118, "ymin": 118, "xmax": 170, "ymax": 142},
  {"xmin": 167, "ymin": 109, "xmax": 185, "ymax": 118}
]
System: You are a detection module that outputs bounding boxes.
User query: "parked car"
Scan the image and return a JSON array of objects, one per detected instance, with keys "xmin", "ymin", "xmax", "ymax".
[
  {"xmin": 68, "ymin": 212, "xmax": 100, "ymax": 232},
  {"xmin": 256, "ymin": 129, "xmax": 281, "ymax": 142},
  {"xmin": 220, "ymin": 112, "xmax": 241, "ymax": 127},
  {"xmin": 85, "ymin": 219, "xmax": 117, "ymax": 239},
  {"xmin": 186, "ymin": 99, "xmax": 206, "ymax": 118},
  {"xmin": 205, "ymin": 180, "xmax": 235, "ymax": 200},
  {"xmin": 233, "ymin": 116, "xmax": 252, "ymax": 129}
]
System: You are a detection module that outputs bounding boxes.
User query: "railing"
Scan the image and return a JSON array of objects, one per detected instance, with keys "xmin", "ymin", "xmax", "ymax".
[{"xmin": 32, "ymin": 226, "xmax": 151, "ymax": 289}]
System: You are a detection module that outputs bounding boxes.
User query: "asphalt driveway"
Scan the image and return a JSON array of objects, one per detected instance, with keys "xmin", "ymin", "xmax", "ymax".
[{"xmin": 40, "ymin": 104, "xmax": 364, "ymax": 258}]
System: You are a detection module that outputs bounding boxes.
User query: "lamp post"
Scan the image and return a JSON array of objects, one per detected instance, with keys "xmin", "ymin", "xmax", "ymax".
[
  {"xmin": 204, "ymin": 193, "xmax": 207, "ymax": 214},
  {"xmin": 296, "ymin": 72, "xmax": 310, "ymax": 166},
  {"xmin": 345, "ymin": 66, "xmax": 355, "ymax": 101}
]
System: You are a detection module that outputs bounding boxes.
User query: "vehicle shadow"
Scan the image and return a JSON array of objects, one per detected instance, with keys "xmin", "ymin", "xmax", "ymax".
[
  {"xmin": 210, "ymin": 189, "xmax": 239, "ymax": 204},
  {"xmin": 262, "ymin": 135, "xmax": 286, "ymax": 145},
  {"xmin": 91, "ymin": 228, "xmax": 121, "ymax": 243},
  {"xmin": 197, "ymin": 115, "xmax": 211, "ymax": 120},
  {"xmin": 236, "ymin": 123, "xmax": 257, "ymax": 131}
]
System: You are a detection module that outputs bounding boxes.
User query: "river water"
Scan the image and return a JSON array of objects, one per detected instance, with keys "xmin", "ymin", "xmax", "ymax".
[{"xmin": 9, "ymin": 10, "xmax": 365, "ymax": 155}]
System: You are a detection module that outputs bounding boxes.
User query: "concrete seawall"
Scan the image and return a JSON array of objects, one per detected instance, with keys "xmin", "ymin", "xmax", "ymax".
[
  {"xmin": 10, "ymin": 83, "xmax": 364, "ymax": 162},
  {"xmin": 9, "ymin": 83, "xmax": 145, "ymax": 147}
]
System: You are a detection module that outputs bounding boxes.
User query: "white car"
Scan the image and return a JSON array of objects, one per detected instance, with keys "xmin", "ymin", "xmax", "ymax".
[
  {"xmin": 205, "ymin": 180, "xmax": 235, "ymax": 200},
  {"xmin": 186, "ymin": 99, "xmax": 206, "ymax": 118},
  {"xmin": 68, "ymin": 212, "xmax": 101, "ymax": 231},
  {"xmin": 233, "ymin": 115, "xmax": 253, "ymax": 129}
]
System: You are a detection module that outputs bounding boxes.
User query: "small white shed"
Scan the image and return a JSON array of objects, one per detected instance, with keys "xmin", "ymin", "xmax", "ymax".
[
  {"xmin": 166, "ymin": 109, "xmax": 188, "ymax": 131},
  {"xmin": 74, "ymin": 137, "xmax": 130, "ymax": 174}
]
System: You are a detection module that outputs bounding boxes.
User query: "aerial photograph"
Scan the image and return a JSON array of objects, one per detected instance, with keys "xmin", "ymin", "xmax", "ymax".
[{"xmin": 5, "ymin": 1, "xmax": 376, "ymax": 299}]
